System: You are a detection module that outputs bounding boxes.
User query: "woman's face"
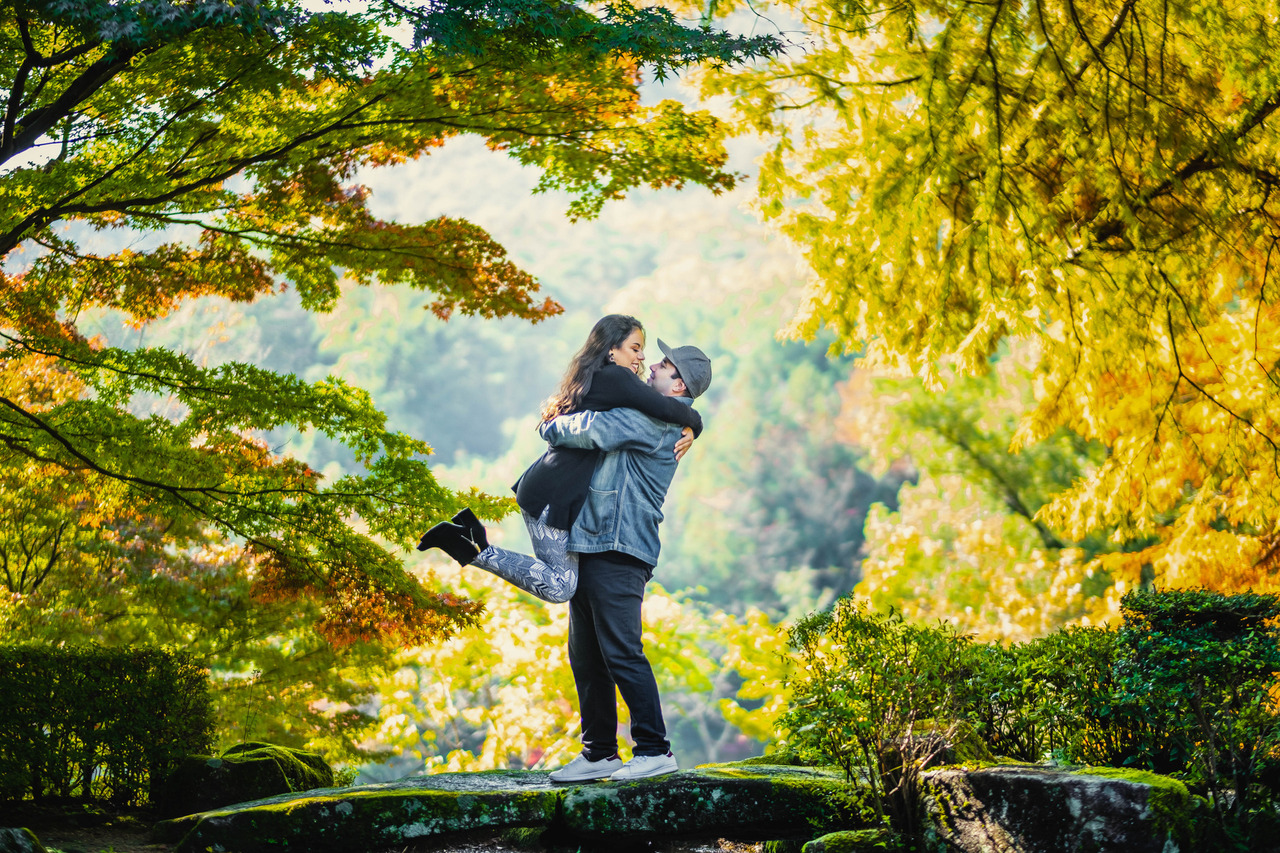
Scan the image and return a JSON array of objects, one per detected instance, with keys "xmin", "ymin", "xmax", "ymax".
[{"xmin": 609, "ymin": 328, "xmax": 646, "ymax": 375}]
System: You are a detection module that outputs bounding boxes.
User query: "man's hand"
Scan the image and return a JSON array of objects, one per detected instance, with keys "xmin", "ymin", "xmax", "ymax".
[{"xmin": 674, "ymin": 426, "xmax": 695, "ymax": 461}]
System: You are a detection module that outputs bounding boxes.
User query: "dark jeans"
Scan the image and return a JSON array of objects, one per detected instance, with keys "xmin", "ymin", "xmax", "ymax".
[{"xmin": 567, "ymin": 551, "xmax": 670, "ymax": 760}]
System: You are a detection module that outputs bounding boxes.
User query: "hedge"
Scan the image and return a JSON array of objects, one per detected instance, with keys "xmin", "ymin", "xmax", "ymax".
[{"xmin": 0, "ymin": 645, "xmax": 214, "ymax": 806}]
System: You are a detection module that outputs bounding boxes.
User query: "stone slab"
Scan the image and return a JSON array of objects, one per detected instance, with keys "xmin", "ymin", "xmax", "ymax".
[
  {"xmin": 159, "ymin": 770, "xmax": 560, "ymax": 853},
  {"xmin": 562, "ymin": 765, "xmax": 869, "ymax": 841},
  {"xmin": 157, "ymin": 763, "xmax": 868, "ymax": 852},
  {"xmin": 918, "ymin": 765, "xmax": 1199, "ymax": 853}
]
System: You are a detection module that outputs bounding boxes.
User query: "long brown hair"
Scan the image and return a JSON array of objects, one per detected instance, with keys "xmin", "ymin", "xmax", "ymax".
[{"xmin": 540, "ymin": 314, "xmax": 643, "ymax": 422}]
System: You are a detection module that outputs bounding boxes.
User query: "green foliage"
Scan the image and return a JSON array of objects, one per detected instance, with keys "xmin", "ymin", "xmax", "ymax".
[
  {"xmin": 0, "ymin": 0, "xmax": 780, "ymax": 647},
  {"xmin": 850, "ymin": 347, "xmax": 1158, "ymax": 641},
  {"xmin": 781, "ymin": 598, "xmax": 972, "ymax": 831},
  {"xmin": 1118, "ymin": 588, "xmax": 1280, "ymax": 842},
  {"xmin": 855, "ymin": 354, "xmax": 1109, "ymax": 554},
  {"xmin": 779, "ymin": 590, "xmax": 1280, "ymax": 847},
  {"xmin": 0, "ymin": 510, "xmax": 396, "ymax": 768},
  {"xmin": 0, "ymin": 645, "xmax": 213, "ymax": 806},
  {"xmin": 959, "ymin": 627, "xmax": 1157, "ymax": 768},
  {"xmin": 404, "ymin": 0, "xmax": 782, "ymax": 81}
]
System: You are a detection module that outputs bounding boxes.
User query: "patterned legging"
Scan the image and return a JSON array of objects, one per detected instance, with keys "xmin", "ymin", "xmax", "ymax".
[{"xmin": 472, "ymin": 508, "xmax": 578, "ymax": 603}]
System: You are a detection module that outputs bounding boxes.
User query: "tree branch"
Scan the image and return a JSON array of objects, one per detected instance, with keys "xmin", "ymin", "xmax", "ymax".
[
  {"xmin": 1162, "ymin": 297, "xmax": 1280, "ymax": 478},
  {"xmin": 1, "ymin": 47, "xmax": 131, "ymax": 168}
]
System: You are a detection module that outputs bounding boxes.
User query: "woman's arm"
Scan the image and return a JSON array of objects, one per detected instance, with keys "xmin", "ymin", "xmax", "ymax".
[{"xmin": 583, "ymin": 365, "xmax": 703, "ymax": 437}]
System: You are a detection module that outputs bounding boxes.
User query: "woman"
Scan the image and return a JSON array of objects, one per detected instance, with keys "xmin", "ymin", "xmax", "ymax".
[{"xmin": 418, "ymin": 315, "xmax": 702, "ymax": 602}]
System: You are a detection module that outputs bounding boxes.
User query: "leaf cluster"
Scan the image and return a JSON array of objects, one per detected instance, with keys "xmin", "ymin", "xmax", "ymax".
[
  {"xmin": 848, "ymin": 345, "xmax": 1125, "ymax": 640},
  {"xmin": 704, "ymin": 0, "xmax": 1280, "ymax": 590},
  {"xmin": 0, "ymin": 0, "xmax": 778, "ymax": 644},
  {"xmin": 1117, "ymin": 588, "xmax": 1280, "ymax": 840},
  {"xmin": 0, "ymin": 644, "xmax": 214, "ymax": 807},
  {"xmin": 781, "ymin": 598, "xmax": 973, "ymax": 831},
  {"xmin": 397, "ymin": 0, "xmax": 782, "ymax": 80},
  {"xmin": 960, "ymin": 626, "xmax": 1161, "ymax": 769}
]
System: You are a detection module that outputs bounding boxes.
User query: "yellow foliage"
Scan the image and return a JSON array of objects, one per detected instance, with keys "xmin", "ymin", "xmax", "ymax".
[
  {"xmin": 703, "ymin": 0, "xmax": 1280, "ymax": 606},
  {"xmin": 859, "ymin": 475, "xmax": 1097, "ymax": 642}
]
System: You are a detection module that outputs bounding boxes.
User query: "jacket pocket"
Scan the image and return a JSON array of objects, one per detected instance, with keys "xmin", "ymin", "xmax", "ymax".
[{"xmin": 577, "ymin": 488, "xmax": 619, "ymax": 538}]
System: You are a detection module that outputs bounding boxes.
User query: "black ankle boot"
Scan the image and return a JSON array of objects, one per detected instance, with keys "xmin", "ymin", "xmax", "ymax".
[
  {"xmin": 417, "ymin": 518, "xmax": 483, "ymax": 566},
  {"xmin": 451, "ymin": 508, "xmax": 489, "ymax": 553}
]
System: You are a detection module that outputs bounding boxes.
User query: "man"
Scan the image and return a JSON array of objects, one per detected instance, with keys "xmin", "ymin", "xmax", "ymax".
[{"xmin": 540, "ymin": 339, "xmax": 712, "ymax": 784}]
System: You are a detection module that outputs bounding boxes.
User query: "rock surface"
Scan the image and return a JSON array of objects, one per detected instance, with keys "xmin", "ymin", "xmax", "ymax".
[
  {"xmin": 151, "ymin": 760, "xmax": 1201, "ymax": 853},
  {"xmin": 560, "ymin": 764, "xmax": 869, "ymax": 841},
  {"xmin": 801, "ymin": 828, "xmax": 900, "ymax": 853},
  {"xmin": 0, "ymin": 827, "xmax": 46, "ymax": 853},
  {"xmin": 154, "ymin": 763, "xmax": 869, "ymax": 853},
  {"xmin": 155, "ymin": 741, "xmax": 335, "ymax": 818},
  {"xmin": 917, "ymin": 765, "xmax": 1200, "ymax": 853}
]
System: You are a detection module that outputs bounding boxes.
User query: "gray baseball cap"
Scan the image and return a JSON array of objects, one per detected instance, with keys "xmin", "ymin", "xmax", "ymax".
[{"xmin": 656, "ymin": 339, "xmax": 712, "ymax": 398}]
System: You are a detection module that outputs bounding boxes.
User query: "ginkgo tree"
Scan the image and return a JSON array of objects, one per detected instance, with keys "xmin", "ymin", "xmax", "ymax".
[
  {"xmin": 0, "ymin": 0, "xmax": 778, "ymax": 645},
  {"xmin": 841, "ymin": 344, "xmax": 1117, "ymax": 640},
  {"xmin": 705, "ymin": 0, "xmax": 1280, "ymax": 597}
]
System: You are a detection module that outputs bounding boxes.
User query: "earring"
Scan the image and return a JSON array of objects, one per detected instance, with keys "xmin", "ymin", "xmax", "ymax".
[{"xmin": 608, "ymin": 353, "xmax": 616, "ymax": 363}]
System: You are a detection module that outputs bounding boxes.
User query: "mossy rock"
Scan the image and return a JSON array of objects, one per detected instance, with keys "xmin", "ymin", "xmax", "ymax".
[
  {"xmin": 154, "ymin": 765, "xmax": 874, "ymax": 852},
  {"xmin": 160, "ymin": 771, "xmax": 562, "ymax": 853},
  {"xmin": 155, "ymin": 741, "xmax": 335, "ymax": 818},
  {"xmin": 0, "ymin": 828, "xmax": 46, "ymax": 853},
  {"xmin": 726, "ymin": 750, "xmax": 808, "ymax": 767},
  {"xmin": 764, "ymin": 841, "xmax": 805, "ymax": 853},
  {"xmin": 559, "ymin": 764, "xmax": 875, "ymax": 842},
  {"xmin": 802, "ymin": 828, "xmax": 903, "ymax": 853},
  {"xmin": 1076, "ymin": 766, "xmax": 1202, "ymax": 842},
  {"xmin": 918, "ymin": 764, "xmax": 1206, "ymax": 853}
]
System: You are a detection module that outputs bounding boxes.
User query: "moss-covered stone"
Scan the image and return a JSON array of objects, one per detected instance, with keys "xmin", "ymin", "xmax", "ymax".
[
  {"xmin": 727, "ymin": 750, "xmax": 807, "ymax": 767},
  {"xmin": 155, "ymin": 741, "xmax": 335, "ymax": 818},
  {"xmin": 152, "ymin": 760, "xmax": 1220, "ymax": 853},
  {"xmin": 166, "ymin": 770, "xmax": 560, "ymax": 853},
  {"xmin": 155, "ymin": 764, "xmax": 874, "ymax": 852},
  {"xmin": 223, "ymin": 741, "xmax": 333, "ymax": 786},
  {"xmin": 560, "ymin": 764, "xmax": 875, "ymax": 842},
  {"xmin": 1077, "ymin": 766, "xmax": 1200, "ymax": 840},
  {"xmin": 0, "ymin": 827, "xmax": 46, "ymax": 853},
  {"xmin": 763, "ymin": 840, "xmax": 805, "ymax": 853},
  {"xmin": 918, "ymin": 765, "xmax": 1203, "ymax": 853},
  {"xmin": 802, "ymin": 828, "xmax": 902, "ymax": 853}
]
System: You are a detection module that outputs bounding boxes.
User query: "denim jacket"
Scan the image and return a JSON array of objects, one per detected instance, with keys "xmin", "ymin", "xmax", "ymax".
[{"xmin": 538, "ymin": 397, "xmax": 692, "ymax": 566}]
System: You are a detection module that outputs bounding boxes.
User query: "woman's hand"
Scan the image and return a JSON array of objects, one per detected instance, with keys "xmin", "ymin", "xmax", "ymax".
[{"xmin": 674, "ymin": 426, "xmax": 695, "ymax": 461}]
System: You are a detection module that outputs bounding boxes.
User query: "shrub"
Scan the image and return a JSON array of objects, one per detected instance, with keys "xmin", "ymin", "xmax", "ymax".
[
  {"xmin": 959, "ymin": 627, "xmax": 1160, "ymax": 767},
  {"xmin": 1117, "ymin": 588, "xmax": 1280, "ymax": 844},
  {"xmin": 780, "ymin": 589, "xmax": 1280, "ymax": 848},
  {"xmin": 781, "ymin": 599, "xmax": 973, "ymax": 833},
  {"xmin": 0, "ymin": 645, "xmax": 213, "ymax": 806}
]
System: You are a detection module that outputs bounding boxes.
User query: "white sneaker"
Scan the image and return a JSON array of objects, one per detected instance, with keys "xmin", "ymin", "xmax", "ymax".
[
  {"xmin": 548, "ymin": 753, "xmax": 623, "ymax": 783},
  {"xmin": 610, "ymin": 751, "xmax": 678, "ymax": 781}
]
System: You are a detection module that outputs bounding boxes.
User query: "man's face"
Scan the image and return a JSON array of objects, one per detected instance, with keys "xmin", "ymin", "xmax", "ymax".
[{"xmin": 647, "ymin": 358, "xmax": 683, "ymax": 397}]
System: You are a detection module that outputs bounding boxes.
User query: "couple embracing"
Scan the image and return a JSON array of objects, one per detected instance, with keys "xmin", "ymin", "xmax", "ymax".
[{"xmin": 418, "ymin": 314, "xmax": 712, "ymax": 784}]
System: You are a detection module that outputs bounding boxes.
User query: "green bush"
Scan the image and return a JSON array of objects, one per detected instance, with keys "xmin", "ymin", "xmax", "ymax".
[
  {"xmin": 0, "ymin": 645, "xmax": 214, "ymax": 806},
  {"xmin": 780, "ymin": 589, "xmax": 1280, "ymax": 849},
  {"xmin": 959, "ymin": 626, "xmax": 1162, "ymax": 767},
  {"xmin": 1117, "ymin": 588, "xmax": 1280, "ymax": 844},
  {"xmin": 781, "ymin": 600, "xmax": 973, "ymax": 833}
]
